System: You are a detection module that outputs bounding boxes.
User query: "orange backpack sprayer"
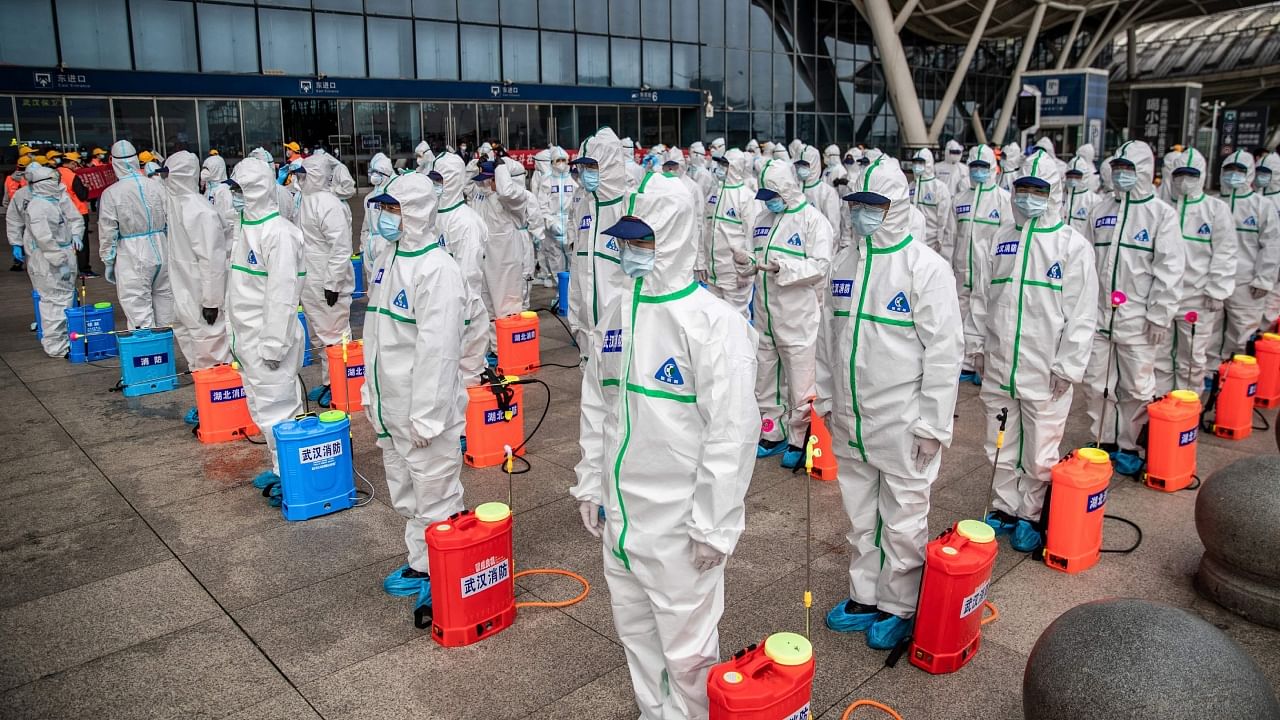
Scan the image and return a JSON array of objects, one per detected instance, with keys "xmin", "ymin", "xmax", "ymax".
[
  {"xmin": 1043, "ymin": 448, "xmax": 1112, "ymax": 574},
  {"xmin": 1144, "ymin": 390, "xmax": 1200, "ymax": 492},
  {"xmin": 909, "ymin": 520, "xmax": 999, "ymax": 674},
  {"xmin": 1252, "ymin": 333, "xmax": 1280, "ymax": 408},
  {"xmin": 495, "ymin": 311, "xmax": 540, "ymax": 374},
  {"xmin": 1209, "ymin": 355, "xmax": 1260, "ymax": 440},
  {"xmin": 192, "ymin": 364, "xmax": 259, "ymax": 443},
  {"xmin": 324, "ymin": 337, "xmax": 365, "ymax": 413},
  {"xmin": 806, "ymin": 410, "xmax": 838, "ymax": 481},
  {"xmin": 464, "ymin": 376, "xmax": 525, "ymax": 468},
  {"xmin": 707, "ymin": 633, "xmax": 816, "ymax": 719}
]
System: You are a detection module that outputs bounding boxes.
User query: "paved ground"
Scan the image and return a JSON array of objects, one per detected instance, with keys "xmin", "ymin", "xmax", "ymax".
[{"xmin": 2, "ymin": 220, "xmax": 1279, "ymax": 719}]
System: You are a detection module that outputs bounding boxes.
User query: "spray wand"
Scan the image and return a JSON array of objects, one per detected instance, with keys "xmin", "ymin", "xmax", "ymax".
[
  {"xmin": 981, "ymin": 407, "xmax": 1010, "ymax": 523},
  {"xmin": 1096, "ymin": 291, "xmax": 1127, "ymax": 448},
  {"xmin": 1183, "ymin": 311, "xmax": 1199, "ymax": 393},
  {"xmin": 803, "ymin": 432, "xmax": 818, "ymax": 639}
]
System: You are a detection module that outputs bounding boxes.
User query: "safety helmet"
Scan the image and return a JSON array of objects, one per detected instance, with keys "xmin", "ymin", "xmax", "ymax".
[
  {"xmin": 284, "ymin": 141, "xmax": 301, "ymax": 153},
  {"xmin": 45, "ymin": 149, "xmax": 62, "ymax": 160},
  {"xmin": 63, "ymin": 151, "xmax": 82, "ymax": 162},
  {"xmin": 139, "ymin": 150, "xmax": 155, "ymax": 164},
  {"xmin": 18, "ymin": 145, "xmax": 34, "ymax": 156},
  {"xmin": 16, "ymin": 155, "xmax": 32, "ymax": 168},
  {"xmin": 209, "ymin": 149, "xmax": 219, "ymax": 156}
]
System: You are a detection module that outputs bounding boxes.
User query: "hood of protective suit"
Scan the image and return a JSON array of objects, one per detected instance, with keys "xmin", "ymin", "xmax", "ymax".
[
  {"xmin": 163, "ymin": 151, "xmax": 201, "ymax": 197},
  {"xmin": 1099, "ymin": 154, "xmax": 1113, "ymax": 190},
  {"xmin": 798, "ymin": 144, "xmax": 823, "ymax": 183},
  {"xmin": 1001, "ymin": 143, "xmax": 1022, "ymax": 169},
  {"xmin": 970, "ymin": 144, "xmax": 998, "ymax": 184},
  {"xmin": 369, "ymin": 152, "xmax": 393, "ymax": 179},
  {"xmin": 231, "ymin": 157, "xmax": 278, "ymax": 218},
  {"xmin": 627, "ymin": 173, "xmax": 697, "ymax": 297},
  {"xmin": 1221, "ymin": 148, "xmax": 1257, "ymax": 186},
  {"xmin": 1035, "ymin": 137, "xmax": 1056, "ymax": 158},
  {"xmin": 1067, "ymin": 155, "xmax": 1094, "ymax": 183},
  {"xmin": 724, "ymin": 149, "xmax": 748, "ymax": 185},
  {"xmin": 1112, "ymin": 140, "xmax": 1157, "ymax": 198},
  {"xmin": 746, "ymin": 138, "xmax": 760, "ymax": 154},
  {"xmin": 787, "ymin": 139, "xmax": 805, "ymax": 161},
  {"xmin": 26, "ymin": 163, "xmax": 59, "ymax": 198},
  {"xmin": 249, "ymin": 147, "xmax": 274, "ymax": 164},
  {"xmin": 1169, "ymin": 147, "xmax": 1207, "ymax": 199},
  {"xmin": 414, "ymin": 140, "xmax": 433, "ymax": 171},
  {"xmin": 549, "ymin": 145, "xmax": 569, "ymax": 169},
  {"xmin": 758, "ymin": 158, "xmax": 805, "ymax": 208},
  {"xmin": 533, "ymin": 148, "xmax": 551, "ymax": 177},
  {"xmin": 381, "ymin": 172, "xmax": 437, "ymax": 251},
  {"xmin": 1013, "ymin": 148, "xmax": 1063, "ymax": 225},
  {"xmin": 771, "ymin": 143, "xmax": 789, "ymax": 160},
  {"xmin": 689, "ymin": 141, "xmax": 706, "ymax": 160},
  {"xmin": 710, "ymin": 137, "xmax": 726, "ymax": 157},
  {"xmin": 621, "ymin": 137, "xmax": 635, "ymax": 153},
  {"xmin": 1261, "ymin": 151, "xmax": 1280, "ymax": 178},
  {"xmin": 944, "ymin": 139, "xmax": 964, "ymax": 162},
  {"xmin": 299, "ymin": 155, "xmax": 333, "ymax": 195},
  {"xmin": 664, "ymin": 147, "xmax": 686, "ymax": 172},
  {"xmin": 823, "ymin": 144, "xmax": 842, "ymax": 166},
  {"xmin": 1077, "ymin": 143, "xmax": 1096, "ymax": 165},
  {"xmin": 433, "ymin": 152, "xmax": 469, "ymax": 209},
  {"xmin": 851, "ymin": 156, "xmax": 912, "ymax": 247},
  {"xmin": 579, "ymin": 126, "xmax": 627, "ymax": 201},
  {"xmin": 111, "ymin": 139, "xmax": 141, "ymax": 180},
  {"xmin": 201, "ymin": 154, "xmax": 228, "ymax": 185},
  {"xmin": 911, "ymin": 147, "xmax": 936, "ymax": 179}
]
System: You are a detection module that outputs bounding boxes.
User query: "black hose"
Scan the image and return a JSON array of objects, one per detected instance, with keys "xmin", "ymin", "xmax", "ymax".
[
  {"xmin": 1100, "ymin": 514, "xmax": 1142, "ymax": 554},
  {"xmin": 1252, "ymin": 407, "xmax": 1270, "ymax": 432},
  {"xmin": 503, "ymin": 378, "xmax": 551, "ymax": 475},
  {"xmin": 536, "ymin": 306, "xmax": 578, "ymax": 349}
]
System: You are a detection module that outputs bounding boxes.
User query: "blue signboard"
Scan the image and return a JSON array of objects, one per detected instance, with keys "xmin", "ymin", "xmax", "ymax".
[
  {"xmin": 0, "ymin": 67, "xmax": 702, "ymax": 106},
  {"xmin": 1022, "ymin": 69, "xmax": 1108, "ymax": 149}
]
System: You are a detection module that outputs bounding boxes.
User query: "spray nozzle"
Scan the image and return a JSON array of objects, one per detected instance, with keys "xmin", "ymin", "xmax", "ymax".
[
  {"xmin": 503, "ymin": 445, "xmax": 513, "ymax": 474},
  {"xmin": 996, "ymin": 407, "xmax": 1009, "ymax": 430},
  {"xmin": 1110, "ymin": 290, "xmax": 1127, "ymax": 308},
  {"xmin": 1185, "ymin": 311, "xmax": 1199, "ymax": 324},
  {"xmin": 805, "ymin": 435, "xmax": 818, "ymax": 473},
  {"xmin": 341, "ymin": 332, "xmax": 350, "ymax": 364}
]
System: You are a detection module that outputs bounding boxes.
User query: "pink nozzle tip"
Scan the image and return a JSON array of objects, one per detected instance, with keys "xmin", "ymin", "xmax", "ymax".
[
  {"xmin": 1111, "ymin": 290, "xmax": 1127, "ymax": 307},
  {"xmin": 68, "ymin": 332, "xmax": 79, "ymax": 340},
  {"xmin": 1186, "ymin": 311, "xmax": 1199, "ymax": 324}
]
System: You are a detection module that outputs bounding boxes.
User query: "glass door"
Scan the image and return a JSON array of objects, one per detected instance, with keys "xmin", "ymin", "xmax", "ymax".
[
  {"xmin": 389, "ymin": 101, "xmax": 421, "ymax": 173},
  {"xmin": 477, "ymin": 103, "xmax": 502, "ymax": 147},
  {"xmin": 452, "ymin": 103, "xmax": 478, "ymax": 156},
  {"xmin": 242, "ymin": 99, "xmax": 284, "ymax": 161},
  {"xmin": 528, "ymin": 104, "xmax": 551, "ymax": 149},
  {"xmin": 113, "ymin": 99, "xmax": 159, "ymax": 153},
  {"xmin": 506, "ymin": 105, "xmax": 532, "ymax": 149},
  {"xmin": 551, "ymin": 105, "xmax": 574, "ymax": 149},
  {"xmin": 16, "ymin": 96, "xmax": 68, "ymax": 149},
  {"xmin": 422, "ymin": 102, "xmax": 449, "ymax": 154},
  {"xmin": 198, "ymin": 99, "xmax": 243, "ymax": 161},
  {"xmin": 353, "ymin": 101, "xmax": 389, "ymax": 179},
  {"xmin": 64, "ymin": 97, "xmax": 113, "ymax": 154},
  {"xmin": 155, "ymin": 99, "xmax": 198, "ymax": 155}
]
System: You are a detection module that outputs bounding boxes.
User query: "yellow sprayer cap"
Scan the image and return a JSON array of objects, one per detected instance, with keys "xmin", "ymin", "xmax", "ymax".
[
  {"xmin": 1078, "ymin": 447, "xmax": 1110, "ymax": 464},
  {"xmin": 1171, "ymin": 390, "xmax": 1199, "ymax": 403},
  {"xmin": 475, "ymin": 502, "xmax": 511, "ymax": 523},
  {"xmin": 1263, "ymin": 333, "xmax": 1280, "ymax": 342},
  {"xmin": 93, "ymin": 301, "xmax": 112, "ymax": 309},
  {"xmin": 520, "ymin": 310, "xmax": 537, "ymax": 319},
  {"xmin": 318, "ymin": 410, "xmax": 347, "ymax": 423},
  {"xmin": 763, "ymin": 632, "xmax": 813, "ymax": 666},
  {"xmin": 1233, "ymin": 354, "xmax": 1257, "ymax": 365},
  {"xmin": 956, "ymin": 519, "xmax": 996, "ymax": 544}
]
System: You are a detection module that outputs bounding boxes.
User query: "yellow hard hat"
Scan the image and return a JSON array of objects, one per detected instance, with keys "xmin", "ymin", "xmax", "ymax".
[
  {"xmin": 283, "ymin": 141, "xmax": 301, "ymax": 153},
  {"xmin": 16, "ymin": 155, "xmax": 32, "ymax": 168},
  {"xmin": 45, "ymin": 149, "xmax": 62, "ymax": 159},
  {"xmin": 64, "ymin": 151, "xmax": 82, "ymax": 162},
  {"xmin": 32, "ymin": 155, "xmax": 49, "ymax": 166},
  {"xmin": 18, "ymin": 145, "xmax": 34, "ymax": 156},
  {"xmin": 92, "ymin": 147, "xmax": 107, "ymax": 156},
  {"xmin": 209, "ymin": 149, "xmax": 219, "ymax": 156},
  {"xmin": 139, "ymin": 150, "xmax": 155, "ymax": 163}
]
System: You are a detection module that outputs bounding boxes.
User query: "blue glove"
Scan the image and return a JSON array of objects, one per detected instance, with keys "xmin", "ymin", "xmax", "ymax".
[
  {"xmin": 105, "ymin": 262, "xmax": 116, "ymax": 285},
  {"xmin": 12, "ymin": 245, "xmax": 23, "ymax": 262}
]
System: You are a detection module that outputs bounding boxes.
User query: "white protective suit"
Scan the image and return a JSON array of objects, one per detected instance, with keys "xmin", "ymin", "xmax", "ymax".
[
  {"xmin": 935, "ymin": 139, "xmax": 969, "ymax": 199},
  {"xmin": 752, "ymin": 158, "xmax": 834, "ymax": 447},
  {"xmin": 822, "ymin": 144, "xmax": 848, "ymax": 188},
  {"xmin": 362, "ymin": 173, "xmax": 467, "ymax": 575},
  {"xmin": 621, "ymin": 137, "xmax": 646, "ymax": 189},
  {"xmin": 312, "ymin": 148, "xmax": 356, "ymax": 200},
  {"xmin": 414, "ymin": 140, "xmax": 435, "ymax": 174},
  {"xmin": 908, "ymin": 148, "xmax": 956, "ymax": 256},
  {"xmin": 1082, "ymin": 141, "xmax": 1184, "ymax": 449},
  {"xmin": 530, "ymin": 148, "xmax": 551, "ymax": 194},
  {"xmin": 162, "ymin": 151, "xmax": 231, "ymax": 370},
  {"xmin": 568, "ymin": 127, "xmax": 629, "ymax": 353},
  {"xmin": 519, "ymin": 178, "xmax": 544, "ymax": 306},
  {"xmin": 952, "ymin": 145, "xmax": 1012, "ymax": 373},
  {"xmin": 201, "ymin": 154, "xmax": 238, "ymax": 248},
  {"xmin": 1035, "ymin": 137, "xmax": 1069, "ymax": 176},
  {"xmin": 1154, "ymin": 148, "xmax": 1237, "ymax": 395},
  {"xmin": 1157, "ymin": 149, "xmax": 1180, "ymax": 204},
  {"xmin": 1218, "ymin": 149, "xmax": 1280, "ymax": 363},
  {"xmin": 1063, "ymin": 156, "xmax": 1103, "ymax": 236},
  {"xmin": 225, "ymin": 158, "xmax": 305, "ymax": 474},
  {"xmin": 700, "ymin": 149, "xmax": 758, "ymax": 318},
  {"xmin": 23, "ymin": 164, "xmax": 84, "ymax": 357},
  {"xmin": 474, "ymin": 157, "xmax": 530, "ymax": 339},
  {"xmin": 359, "ymin": 152, "xmax": 396, "ymax": 289},
  {"xmin": 815, "ymin": 155, "xmax": 963, "ymax": 617},
  {"xmin": 665, "ymin": 148, "xmax": 708, "ymax": 226},
  {"xmin": 571, "ymin": 173, "xmax": 758, "ymax": 720},
  {"xmin": 687, "ymin": 142, "xmax": 718, "ymax": 201},
  {"xmin": 297, "ymin": 154, "xmax": 355, "ymax": 376},
  {"xmin": 709, "ymin": 138, "xmax": 726, "ymax": 159},
  {"xmin": 797, "ymin": 145, "xmax": 843, "ymax": 238},
  {"xmin": 99, "ymin": 140, "xmax": 173, "ymax": 330},
  {"xmin": 999, "ymin": 143, "xmax": 1022, "ymax": 194},
  {"xmin": 965, "ymin": 151, "xmax": 1098, "ymax": 523},
  {"xmin": 433, "ymin": 153, "xmax": 491, "ymax": 381},
  {"xmin": 537, "ymin": 147, "xmax": 575, "ymax": 279},
  {"xmin": 1259, "ymin": 152, "xmax": 1280, "ymax": 327},
  {"xmin": 1075, "ymin": 143, "xmax": 1100, "ymax": 192}
]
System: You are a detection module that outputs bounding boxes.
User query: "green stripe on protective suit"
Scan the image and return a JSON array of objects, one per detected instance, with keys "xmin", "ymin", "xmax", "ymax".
[
  {"xmin": 1217, "ymin": 148, "xmax": 1280, "ymax": 365},
  {"xmin": 567, "ymin": 127, "xmax": 629, "ymax": 355}
]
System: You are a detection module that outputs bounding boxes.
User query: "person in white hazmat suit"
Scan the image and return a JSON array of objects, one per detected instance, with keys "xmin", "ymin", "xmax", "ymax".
[
  {"xmin": 935, "ymin": 139, "xmax": 968, "ymax": 199},
  {"xmin": 1258, "ymin": 152, "xmax": 1280, "ymax": 328},
  {"xmin": 296, "ymin": 155, "xmax": 355, "ymax": 400},
  {"xmin": 359, "ymin": 152, "xmax": 396, "ymax": 289},
  {"xmin": 530, "ymin": 148, "xmax": 551, "ymax": 193},
  {"xmin": 225, "ymin": 158, "xmax": 306, "ymax": 487},
  {"xmin": 247, "ymin": 148, "xmax": 299, "ymax": 227},
  {"xmin": 823, "ymin": 144, "xmax": 848, "ymax": 188},
  {"xmin": 1035, "ymin": 137, "xmax": 1069, "ymax": 176},
  {"xmin": 907, "ymin": 148, "xmax": 955, "ymax": 256},
  {"xmin": 708, "ymin": 137, "xmax": 727, "ymax": 160},
  {"xmin": 431, "ymin": 154, "xmax": 490, "ymax": 383},
  {"xmin": 568, "ymin": 127, "xmax": 629, "ymax": 354},
  {"xmin": 621, "ymin": 137, "xmax": 646, "ymax": 189},
  {"xmin": 663, "ymin": 148, "xmax": 707, "ymax": 223},
  {"xmin": 743, "ymin": 158, "xmax": 834, "ymax": 469},
  {"xmin": 22, "ymin": 164, "xmax": 84, "ymax": 358},
  {"xmin": 473, "ymin": 157, "xmax": 530, "ymax": 348},
  {"xmin": 999, "ymin": 143, "xmax": 1022, "ymax": 194},
  {"xmin": 795, "ymin": 144, "xmax": 842, "ymax": 238},
  {"xmin": 1153, "ymin": 148, "xmax": 1236, "ymax": 396},
  {"xmin": 161, "ymin": 151, "xmax": 231, "ymax": 423},
  {"xmin": 99, "ymin": 140, "xmax": 173, "ymax": 330},
  {"xmin": 518, "ymin": 170, "xmax": 544, "ymax": 305},
  {"xmin": 952, "ymin": 145, "xmax": 1011, "ymax": 384},
  {"xmin": 361, "ymin": 173, "xmax": 468, "ymax": 610},
  {"xmin": 1081, "ymin": 141, "xmax": 1184, "ymax": 476},
  {"xmin": 572, "ymin": 173, "xmax": 758, "ymax": 720},
  {"xmin": 536, "ymin": 147, "xmax": 575, "ymax": 285},
  {"xmin": 311, "ymin": 148, "xmax": 356, "ymax": 201},
  {"xmin": 414, "ymin": 140, "xmax": 434, "ymax": 174},
  {"xmin": 687, "ymin": 142, "xmax": 718, "ymax": 200},
  {"xmin": 1217, "ymin": 150, "xmax": 1280, "ymax": 363},
  {"xmin": 200, "ymin": 154, "xmax": 238, "ymax": 247},
  {"xmin": 1157, "ymin": 148, "xmax": 1181, "ymax": 204},
  {"xmin": 698, "ymin": 149, "xmax": 758, "ymax": 319},
  {"xmin": 966, "ymin": 155, "xmax": 1099, "ymax": 553},
  {"xmin": 1074, "ymin": 144, "xmax": 1101, "ymax": 192},
  {"xmin": 1062, "ymin": 157, "xmax": 1102, "ymax": 236},
  {"xmin": 818, "ymin": 155, "xmax": 963, "ymax": 650}
]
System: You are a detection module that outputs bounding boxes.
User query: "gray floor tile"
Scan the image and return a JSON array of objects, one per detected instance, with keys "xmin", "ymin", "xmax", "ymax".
[
  {"xmin": 221, "ymin": 690, "xmax": 324, "ymax": 720},
  {"xmin": 140, "ymin": 485, "xmax": 289, "ymax": 556},
  {"xmin": 0, "ymin": 476, "xmax": 135, "ymax": 545},
  {"xmin": 521, "ymin": 664, "xmax": 636, "ymax": 720}
]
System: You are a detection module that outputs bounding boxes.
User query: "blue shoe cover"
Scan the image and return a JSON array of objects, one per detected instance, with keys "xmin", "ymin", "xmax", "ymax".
[
  {"xmin": 780, "ymin": 446, "xmax": 805, "ymax": 469},
  {"xmin": 252, "ymin": 471, "xmax": 280, "ymax": 490},
  {"xmin": 383, "ymin": 563, "xmax": 428, "ymax": 597},
  {"xmin": 266, "ymin": 483, "xmax": 282, "ymax": 508},
  {"xmin": 460, "ymin": 435, "xmax": 467, "ymax": 453},
  {"xmin": 485, "ymin": 352, "xmax": 499, "ymax": 368},
  {"xmin": 825, "ymin": 600, "xmax": 880, "ymax": 633},
  {"xmin": 1011, "ymin": 520, "xmax": 1043, "ymax": 553},
  {"xmin": 959, "ymin": 372, "xmax": 982, "ymax": 386},
  {"xmin": 307, "ymin": 384, "xmax": 329, "ymax": 402},
  {"xmin": 985, "ymin": 511, "xmax": 1018, "ymax": 536},
  {"xmin": 1111, "ymin": 450, "xmax": 1144, "ymax": 477},
  {"xmin": 317, "ymin": 386, "xmax": 332, "ymax": 408},
  {"xmin": 866, "ymin": 614, "xmax": 913, "ymax": 650},
  {"xmin": 756, "ymin": 441, "xmax": 787, "ymax": 459},
  {"xmin": 183, "ymin": 407, "xmax": 199, "ymax": 426}
]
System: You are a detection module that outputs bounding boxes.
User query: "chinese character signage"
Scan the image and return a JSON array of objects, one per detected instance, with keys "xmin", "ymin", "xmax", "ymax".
[{"xmin": 1128, "ymin": 84, "xmax": 1201, "ymax": 152}]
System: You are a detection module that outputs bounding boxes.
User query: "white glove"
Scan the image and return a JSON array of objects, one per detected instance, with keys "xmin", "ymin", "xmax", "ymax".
[
  {"xmin": 911, "ymin": 436, "xmax": 942, "ymax": 472},
  {"xmin": 973, "ymin": 353, "xmax": 985, "ymax": 378},
  {"xmin": 1250, "ymin": 286, "xmax": 1270, "ymax": 300},
  {"xmin": 552, "ymin": 221, "xmax": 565, "ymax": 236},
  {"xmin": 1204, "ymin": 297, "xmax": 1224, "ymax": 312},
  {"xmin": 104, "ymin": 262, "xmax": 116, "ymax": 285},
  {"xmin": 758, "ymin": 259, "xmax": 780, "ymax": 273},
  {"xmin": 691, "ymin": 540, "xmax": 726, "ymax": 572},
  {"xmin": 1050, "ymin": 374, "xmax": 1071, "ymax": 401},
  {"xmin": 410, "ymin": 427, "xmax": 431, "ymax": 448},
  {"xmin": 578, "ymin": 501, "xmax": 603, "ymax": 538},
  {"xmin": 1144, "ymin": 320, "xmax": 1168, "ymax": 346},
  {"xmin": 263, "ymin": 358, "xmax": 280, "ymax": 371},
  {"xmin": 74, "ymin": 233, "xmax": 84, "ymax": 252}
]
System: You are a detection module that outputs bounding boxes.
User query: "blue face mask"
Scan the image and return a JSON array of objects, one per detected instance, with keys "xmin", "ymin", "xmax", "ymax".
[
  {"xmin": 765, "ymin": 197, "xmax": 786, "ymax": 214},
  {"xmin": 231, "ymin": 193, "xmax": 245, "ymax": 212},
  {"xmin": 434, "ymin": 182, "xmax": 444, "ymax": 197},
  {"xmin": 377, "ymin": 209, "xmax": 402, "ymax": 242},
  {"xmin": 1222, "ymin": 171, "xmax": 1247, "ymax": 189},
  {"xmin": 581, "ymin": 169, "xmax": 600, "ymax": 192},
  {"xmin": 1256, "ymin": 171, "xmax": 1272, "ymax": 189},
  {"xmin": 1113, "ymin": 169, "xmax": 1138, "ymax": 191},
  {"xmin": 620, "ymin": 240, "xmax": 656, "ymax": 278},
  {"xmin": 970, "ymin": 167, "xmax": 992, "ymax": 185},
  {"xmin": 713, "ymin": 166, "xmax": 727, "ymax": 181},
  {"xmin": 796, "ymin": 166, "xmax": 812, "ymax": 181},
  {"xmin": 1013, "ymin": 192, "xmax": 1049, "ymax": 218},
  {"xmin": 850, "ymin": 206, "xmax": 885, "ymax": 237}
]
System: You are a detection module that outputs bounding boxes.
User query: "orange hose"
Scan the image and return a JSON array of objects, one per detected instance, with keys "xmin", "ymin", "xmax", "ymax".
[
  {"xmin": 981, "ymin": 601, "xmax": 999, "ymax": 626},
  {"xmin": 513, "ymin": 568, "xmax": 590, "ymax": 608},
  {"xmin": 841, "ymin": 699, "xmax": 904, "ymax": 720}
]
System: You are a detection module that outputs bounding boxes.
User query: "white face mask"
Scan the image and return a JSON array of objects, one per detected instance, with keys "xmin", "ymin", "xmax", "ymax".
[{"xmin": 553, "ymin": 161, "xmax": 568, "ymax": 174}]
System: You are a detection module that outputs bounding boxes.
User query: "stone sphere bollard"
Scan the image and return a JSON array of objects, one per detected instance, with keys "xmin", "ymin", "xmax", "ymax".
[
  {"xmin": 1195, "ymin": 454, "xmax": 1280, "ymax": 629},
  {"xmin": 1023, "ymin": 598, "xmax": 1280, "ymax": 719}
]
